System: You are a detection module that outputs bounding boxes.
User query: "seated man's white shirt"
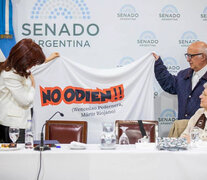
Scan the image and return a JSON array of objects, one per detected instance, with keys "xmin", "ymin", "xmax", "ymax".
[{"xmin": 192, "ymin": 65, "xmax": 207, "ymax": 90}]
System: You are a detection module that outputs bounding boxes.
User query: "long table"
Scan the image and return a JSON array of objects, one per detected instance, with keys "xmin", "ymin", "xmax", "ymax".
[{"xmin": 0, "ymin": 144, "xmax": 207, "ymax": 180}]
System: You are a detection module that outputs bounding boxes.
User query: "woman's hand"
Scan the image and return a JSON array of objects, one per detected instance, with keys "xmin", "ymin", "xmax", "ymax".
[
  {"xmin": 45, "ymin": 52, "xmax": 60, "ymax": 63},
  {"xmin": 29, "ymin": 74, "xmax": 35, "ymax": 88},
  {"xmin": 182, "ymin": 134, "xmax": 191, "ymax": 144}
]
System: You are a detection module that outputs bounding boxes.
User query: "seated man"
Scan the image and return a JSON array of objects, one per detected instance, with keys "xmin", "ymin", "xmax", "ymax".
[{"xmin": 181, "ymin": 83, "xmax": 207, "ymax": 141}]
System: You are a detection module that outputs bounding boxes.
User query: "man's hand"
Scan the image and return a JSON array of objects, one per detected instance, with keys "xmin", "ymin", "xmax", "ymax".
[{"xmin": 152, "ymin": 53, "xmax": 159, "ymax": 61}]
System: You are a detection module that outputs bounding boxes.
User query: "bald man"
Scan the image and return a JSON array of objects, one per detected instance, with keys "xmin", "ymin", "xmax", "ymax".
[{"xmin": 154, "ymin": 41, "xmax": 207, "ymax": 119}]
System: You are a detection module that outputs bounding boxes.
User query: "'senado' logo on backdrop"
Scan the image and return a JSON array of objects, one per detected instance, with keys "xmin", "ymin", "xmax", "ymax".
[
  {"xmin": 117, "ymin": 4, "xmax": 139, "ymax": 20},
  {"xmin": 158, "ymin": 109, "xmax": 177, "ymax": 125},
  {"xmin": 201, "ymin": 7, "xmax": 207, "ymax": 21},
  {"xmin": 117, "ymin": 57, "xmax": 135, "ymax": 67},
  {"xmin": 159, "ymin": 4, "xmax": 180, "ymax": 21},
  {"xmin": 137, "ymin": 31, "xmax": 159, "ymax": 47},
  {"xmin": 163, "ymin": 57, "xmax": 180, "ymax": 75},
  {"xmin": 21, "ymin": 0, "xmax": 99, "ymax": 48},
  {"xmin": 178, "ymin": 31, "xmax": 199, "ymax": 47},
  {"xmin": 40, "ymin": 84, "xmax": 124, "ymax": 106}
]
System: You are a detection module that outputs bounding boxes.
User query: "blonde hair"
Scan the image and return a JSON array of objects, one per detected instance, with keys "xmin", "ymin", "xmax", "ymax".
[{"xmin": 203, "ymin": 82, "xmax": 207, "ymax": 89}]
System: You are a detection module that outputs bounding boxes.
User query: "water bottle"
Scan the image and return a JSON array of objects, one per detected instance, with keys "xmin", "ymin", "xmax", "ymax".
[
  {"xmin": 100, "ymin": 122, "xmax": 116, "ymax": 149},
  {"xmin": 25, "ymin": 119, "xmax": 34, "ymax": 149}
]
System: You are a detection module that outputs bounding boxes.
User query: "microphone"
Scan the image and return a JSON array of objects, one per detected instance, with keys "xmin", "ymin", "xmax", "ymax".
[{"xmin": 34, "ymin": 111, "xmax": 64, "ymax": 151}]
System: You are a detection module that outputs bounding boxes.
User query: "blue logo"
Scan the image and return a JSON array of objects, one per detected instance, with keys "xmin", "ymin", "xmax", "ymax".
[
  {"xmin": 159, "ymin": 109, "xmax": 177, "ymax": 125},
  {"xmin": 117, "ymin": 4, "xmax": 139, "ymax": 20},
  {"xmin": 163, "ymin": 57, "xmax": 180, "ymax": 75},
  {"xmin": 203, "ymin": 7, "xmax": 207, "ymax": 14},
  {"xmin": 179, "ymin": 31, "xmax": 199, "ymax": 47},
  {"xmin": 159, "ymin": 4, "xmax": 180, "ymax": 21},
  {"xmin": 137, "ymin": 31, "xmax": 159, "ymax": 47},
  {"xmin": 117, "ymin": 57, "xmax": 135, "ymax": 67},
  {"xmin": 201, "ymin": 7, "xmax": 207, "ymax": 21},
  {"xmin": 31, "ymin": 0, "xmax": 91, "ymax": 20}
]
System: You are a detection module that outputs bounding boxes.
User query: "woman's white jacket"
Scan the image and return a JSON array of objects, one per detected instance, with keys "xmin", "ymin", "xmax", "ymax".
[{"xmin": 0, "ymin": 70, "xmax": 35, "ymax": 129}]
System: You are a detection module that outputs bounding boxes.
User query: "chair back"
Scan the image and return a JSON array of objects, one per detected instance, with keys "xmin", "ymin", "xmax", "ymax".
[
  {"xmin": 45, "ymin": 120, "xmax": 87, "ymax": 143},
  {"xmin": 115, "ymin": 120, "xmax": 158, "ymax": 143},
  {"xmin": 168, "ymin": 119, "xmax": 188, "ymax": 138}
]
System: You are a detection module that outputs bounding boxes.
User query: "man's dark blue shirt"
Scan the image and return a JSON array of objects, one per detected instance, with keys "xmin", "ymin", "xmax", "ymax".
[{"xmin": 154, "ymin": 57, "xmax": 207, "ymax": 120}]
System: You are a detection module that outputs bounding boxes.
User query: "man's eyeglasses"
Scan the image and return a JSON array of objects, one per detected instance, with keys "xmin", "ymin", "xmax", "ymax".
[{"xmin": 185, "ymin": 53, "xmax": 203, "ymax": 59}]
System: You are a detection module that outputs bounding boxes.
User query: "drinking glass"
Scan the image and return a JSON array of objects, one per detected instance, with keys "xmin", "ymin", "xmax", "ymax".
[
  {"xmin": 190, "ymin": 126, "xmax": 200, "ymax": 147},
  {"xmin": 9, "ymin": 127, "xmax": 20, "ymax": 144},
  {"xmin": 200, "ymin": 128, "xmax": 207, "ymax": 141},
  {"xmin": 119, "ymin": 127, "xmax": 129, "ymax": 145}
]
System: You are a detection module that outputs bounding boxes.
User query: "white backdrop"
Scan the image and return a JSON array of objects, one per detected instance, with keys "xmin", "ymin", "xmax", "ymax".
[{"xmin": 11, "ymin": 0, "xmax": 207, "ymax": 138}]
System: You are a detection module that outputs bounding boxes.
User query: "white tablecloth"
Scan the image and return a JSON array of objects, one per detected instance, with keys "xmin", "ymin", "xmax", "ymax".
[{"xmin": 0, "ymin": 144, "xmax": 207, "ymax": 180}]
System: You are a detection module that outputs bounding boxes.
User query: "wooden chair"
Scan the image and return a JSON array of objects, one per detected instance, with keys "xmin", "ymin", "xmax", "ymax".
[
  {"xmin": 45, "ymin": 120, "xmax": 87, "ymax": 143},
  {"xmin": 115, "ymin": 120, "xmax": 158, "ymax": 143}
]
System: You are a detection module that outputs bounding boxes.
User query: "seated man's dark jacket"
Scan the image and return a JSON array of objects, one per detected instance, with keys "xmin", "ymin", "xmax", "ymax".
[{"xmin": 154, "ymin": 57, "xmax": 207, "ymax": 120}]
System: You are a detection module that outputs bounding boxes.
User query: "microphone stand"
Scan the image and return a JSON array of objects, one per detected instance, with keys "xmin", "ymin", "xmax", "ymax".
[{"xmin": 34, "ymin": 111, "xmax": 64, "ymax": 151}]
